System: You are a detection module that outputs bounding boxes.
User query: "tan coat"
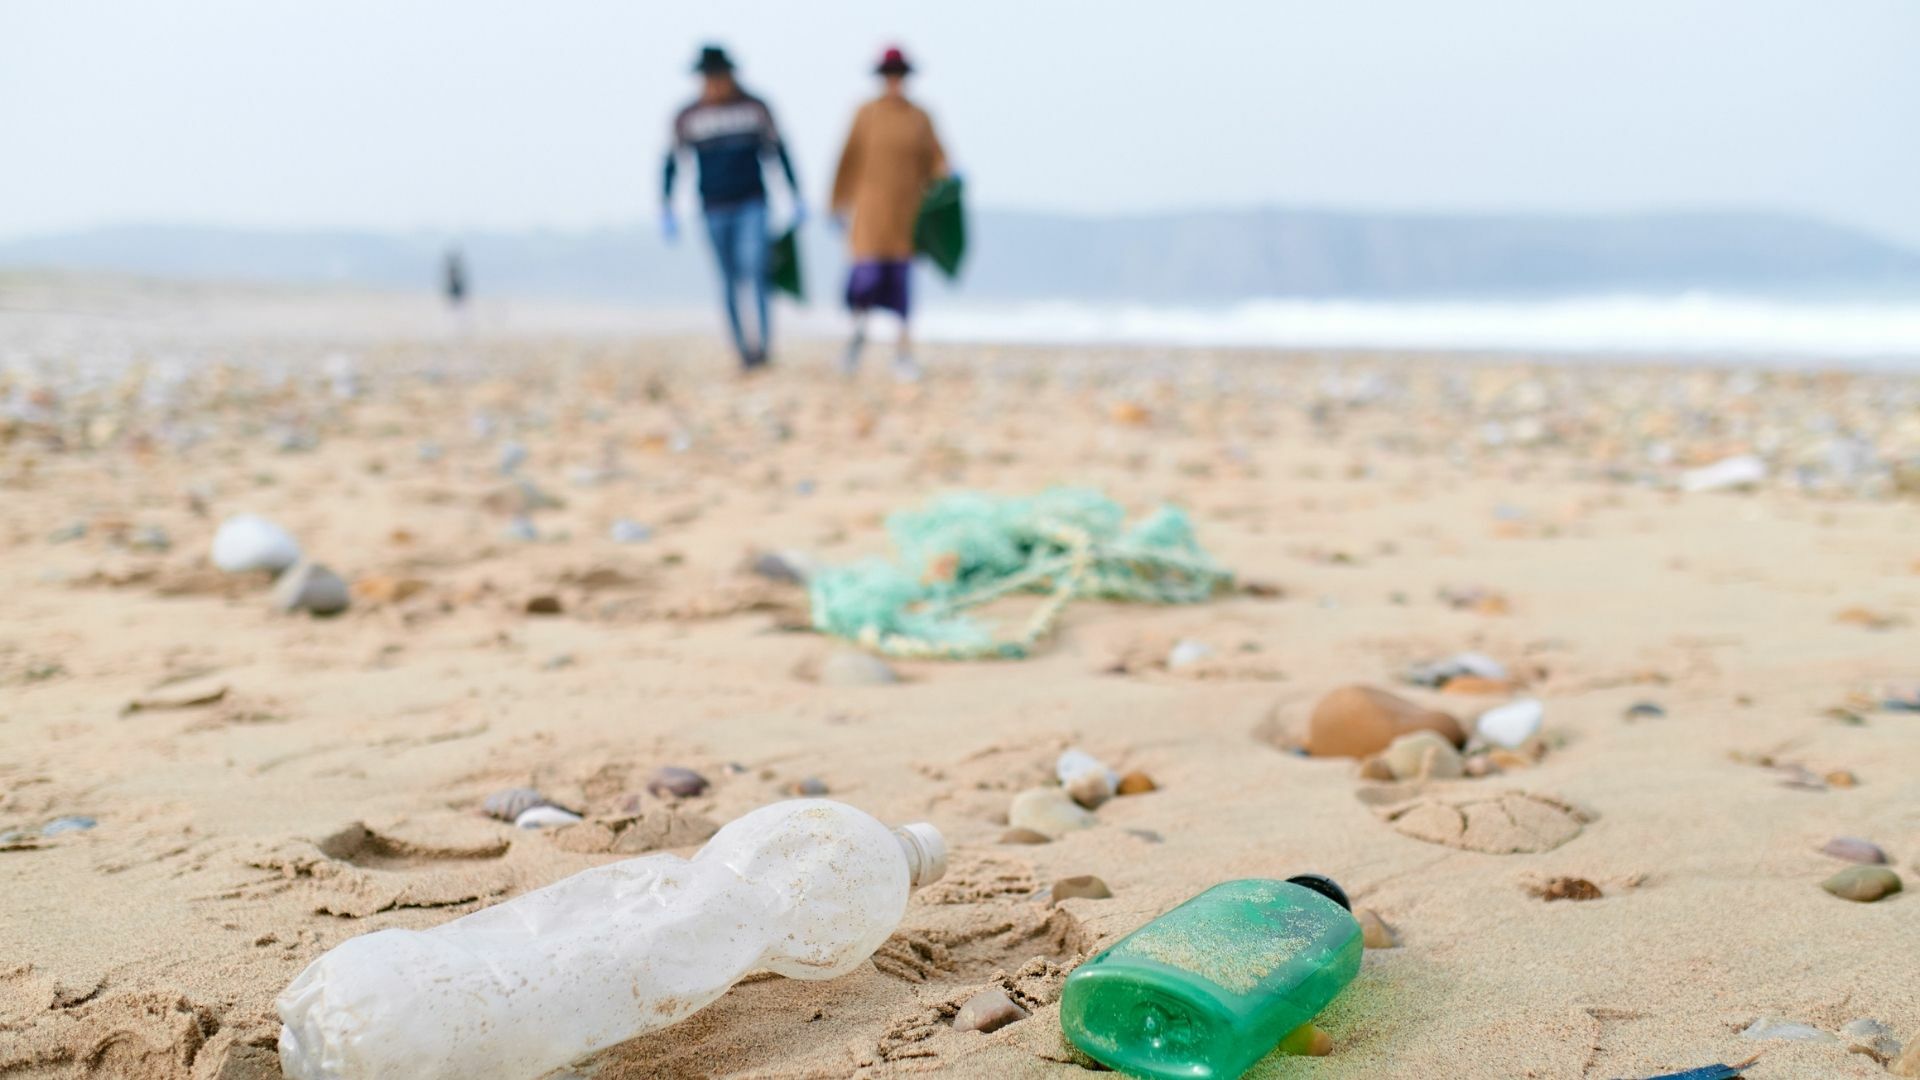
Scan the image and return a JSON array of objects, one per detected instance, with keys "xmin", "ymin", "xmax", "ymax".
[{"xmin": 830, "ymin": 97, "xmax": 947, "ymax": 261}]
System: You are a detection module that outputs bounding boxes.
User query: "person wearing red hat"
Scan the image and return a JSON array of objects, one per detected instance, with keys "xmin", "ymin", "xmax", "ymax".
[{"xmin": 830, "ymin": 46, "xmax": 949, "ymax": 381}]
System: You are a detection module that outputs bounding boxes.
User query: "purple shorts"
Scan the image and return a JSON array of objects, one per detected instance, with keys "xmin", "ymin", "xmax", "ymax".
[{"xmin": 845, "ymin": 260, "xmax": 911, "ymax": 317}]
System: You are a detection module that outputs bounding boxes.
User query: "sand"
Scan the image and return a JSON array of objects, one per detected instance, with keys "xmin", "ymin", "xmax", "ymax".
[{"xmin": 2, "ymin": 282, "xmax": 1917, "ymax": 1079}]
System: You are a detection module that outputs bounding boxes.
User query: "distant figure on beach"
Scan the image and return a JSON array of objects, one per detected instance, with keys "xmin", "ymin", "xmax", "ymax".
[
  {"xmin": 442, "ymin": 248, "xmax": 468, "ymax": 308},
  {"xmin": 831, "ymin": 46, "xmax": 949, "ymax": 382},
  {"xmin": 662, "ymin": 45, "xmax": 804, "ymax": 374}
]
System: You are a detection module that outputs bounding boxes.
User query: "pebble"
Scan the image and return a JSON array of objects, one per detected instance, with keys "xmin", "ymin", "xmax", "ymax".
[
  {"xmin": 1821, "ymin": 865, "xmax": 1902, "ymax": 902},
  {"xmin": 788, "ymin": 777, "xmax": 829, "ymax": 797},
  {"xmin": 1623, "ymin": 701, "xmax": 1666, "ymax": 719},
  {"xmin": 503, "ymin": 516, "xmax": 539, "ymax": 542},
  {"xmin": 608, "ymin": 518, "xmax": 653, "ymax": 544},
  {"xmin": 211, "ymin": 513, "xmax": 302, "ymax": 574},
  {"xmin": 1306, "ymin": 685, "xmax": 1465, "ymax": 758},
  {"xmin": 817, "ymin": 649, "xmax": 899, "ymax": 687},
  {"xmin": 1356, "ymin": 756, "xmax": 1397, "ymax": 781},
  {"xmin": 1056, "ymin": 749, "xmax": 1119, "ymax": 810},
  {"xmin": 128, "ymin": 525, "xmax": 172, "ymax": 552},
  {"xmin": 41, "ymin": 816, "xmax": 96, "ymax": 837},
  {"xmin": 1531, "ymin": 876, "xmax": 1603, "ymax": 901},
  {"xmin": 1840, "ymin": 1018, "xmax": 1901, "ymax": 1064},
  {"xmin": 1681, "ymin": 454, "xmax": 1768, "ymax": 493},
  {"xmin": 1115, "ymin": 770, "xmax": 1157, "ymax": 795},
  {"xmin": 1475, "ymin": 698, "xmax": 1544, "ymax": 749},
  {"xmin": 749, "ymin": 549, "xmax": 814, "ymax": 584},
  {"xmin": 270, "ymin": 562, "xmax": 351, "ymax": 616},
  {"xmin": 1357, "ymin": 908, "xmax": 1399, "ymax": 949},
  {"xmin": 952, "ymin": 988, "xmax": 1029, "ymax": 1034},
  {"xmin": 1166, "ymin": 638, "xmax": 1215, "ymax": 670},
  {"xmin": 1382, "ymin": 729, "xmax": 1464, "ymax": 780},
  {"xmin": 647, "ymin": 766, "xmax": 710, "ymax": 799},
  {"xmin": 482, "ymin": 787, "xmax": 550, "ymax": 822},
  {"xmin": 1050, "ymin": 875, "xmax": 1113, "ymax": 904},
  {"xmin": 1008, "ymin": 787, "xmax": 1097, "ymax": 838},
  {"xmin": 1820, "ymin": 836, "xmax": 1888, "ymax": 864},
  {"xmin": 1439, "ymin": 675, "xmax": 1513, "ymax": 695},
  {"xmin": 999, "ymin": 827, "xmax": 1051, "ymax": 845},
  {"xmin": 524, "ymin": 595, "xmax": 564, "ymax": 615},
  {"xmin": 1404, "ymin": 651, "xmax": 1508, "ymax": 688},
  {"xmin": 514, "ymin": 805, "xmax": 583, "ymax": 829},
  {"xmin": 1740, "ymin": 1017, "xmax": 1835, "ymax": 1043}
]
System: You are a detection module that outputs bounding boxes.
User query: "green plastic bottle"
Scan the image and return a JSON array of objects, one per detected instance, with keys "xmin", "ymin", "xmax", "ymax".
[{"xmin": 1059, "ymin": 875, "xmax": 1362, "ymax": 1079}]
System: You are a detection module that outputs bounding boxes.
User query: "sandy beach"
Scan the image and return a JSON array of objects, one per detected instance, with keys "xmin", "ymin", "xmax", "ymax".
[{"xmin": 2, "ymin": 283, "xmax": 1917, "ymax": 1079}]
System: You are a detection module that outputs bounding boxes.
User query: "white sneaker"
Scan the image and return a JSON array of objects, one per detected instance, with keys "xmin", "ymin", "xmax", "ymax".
[{"xmin": 891, "ymin": 355, "xmax": 923, "ymax": 384}]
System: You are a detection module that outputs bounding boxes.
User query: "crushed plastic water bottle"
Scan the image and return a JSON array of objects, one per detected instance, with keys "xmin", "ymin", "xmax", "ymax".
[{"xmin": 276, "ymin": 799, "xmax": 945, "ymax": 1080}]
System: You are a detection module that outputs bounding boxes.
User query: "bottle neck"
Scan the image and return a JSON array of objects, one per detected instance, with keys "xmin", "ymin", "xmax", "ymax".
[{"xmin": 893, "ymin": 823, "xmax": 947, "ymax": 887}]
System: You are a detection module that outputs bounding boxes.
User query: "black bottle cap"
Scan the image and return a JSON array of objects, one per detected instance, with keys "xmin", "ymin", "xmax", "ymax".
[{"xmin": 1286, "ymin": 874, "xmax": 1351, "ymax": 912}]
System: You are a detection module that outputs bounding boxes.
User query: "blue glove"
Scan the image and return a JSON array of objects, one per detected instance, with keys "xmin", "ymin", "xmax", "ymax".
[{"xmin": 660, "ymin": 208, "xmax": 679, "ymax": 245}]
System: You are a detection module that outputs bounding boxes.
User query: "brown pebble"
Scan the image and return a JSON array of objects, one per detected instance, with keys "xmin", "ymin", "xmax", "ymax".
[
  {"xmin": 1065, "ymin": 771, "xmax": 1114, "ymax": 810},
  {"xmin": 1356, "ymin": 756, "xmax": 1396, "ymax": 781},
  {"xmin": 1357, "ymin": 908, "xmax": 1400, "ymax": 949},
  {"xmin": 788, "ymin": 777, "xmax": 829, "ymax": 797},
  {"xmin": 1825, "ymin": 769, "xmax": 1858, "ymax": 788},
  {"xmin": 1439, "ymin": 675, "xmax": 1514, "ymax": 696},
  {"xmin": 952, "ymin": 988, "xmax": 1029, "ymax": 1034},
  {"xmin": 1115, "ymin": 770, "xmax": 1158, "ymax": 796},
  {"xmin": 1822, "ymin": 865, "xmax": 1902, "ymax": 903},
  {"xmin": 1462, "ymin": 755, "xmax": 1497, "ymax": 778},
  {"xmin": 524, "ymin": 595, "xmax": 563, "ymax": 615},
  {"xmin": 1531, "ymin": 876, "xmax": 1603, "ymax": 901},
  {"xmin": 646, "ymin": 766, "xmax": 709, "ymax": 799},
  {"xmin": 1306, "ymin": 685, "xmax": 1465, "ymax": 758},
  {"xmin": 999, "ymin": 827, "xmax": 1051, "ymax": 845},
  {"xmin": 1486, "ymin": 748, "xmax": 1534, "ymax": 771},
  {"xmin": 1278, "ymin": 1024, "xmax": 1334, "ymax": 1056},
  {"xmin": 1051, "ymin": 875, "xmax": 1113, "ymax": 904},
  {"xmin": 1819, "ymin": 836, "xmax": 1889, "ymax": 864}
]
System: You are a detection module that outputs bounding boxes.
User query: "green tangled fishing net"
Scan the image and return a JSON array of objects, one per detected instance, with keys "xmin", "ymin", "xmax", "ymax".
[{"xmin": 809, "ymin": 488, "xmax": 1233, "ymax": 659}]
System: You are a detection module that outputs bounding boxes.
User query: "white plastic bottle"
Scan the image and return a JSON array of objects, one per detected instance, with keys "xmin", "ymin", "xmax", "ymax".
[{"xmin": 276, "ymin": 799, "xmax": 946, "ymax": 1080}]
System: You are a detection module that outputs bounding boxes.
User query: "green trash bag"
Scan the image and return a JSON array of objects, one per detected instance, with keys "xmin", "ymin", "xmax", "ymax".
[
  {"xmin": 913, "ymin": 176, "xmax": 966, "ymax": 280},
  {"xmin": 769, "ymin": 226, "xmax": 803, "ymax": 300}
]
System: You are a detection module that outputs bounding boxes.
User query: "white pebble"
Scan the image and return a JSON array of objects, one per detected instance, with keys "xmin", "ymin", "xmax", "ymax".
[
  {"xmin": 1476, "ymin": 698, "xmax": 1543, "ymax": 749},
  {"xmin": 514, "ymin": 806, "xmax": 583, "ymax": 829},
  {"xmin": 210, "ymin": 514, "xmax": 302, "ymax": 574}
]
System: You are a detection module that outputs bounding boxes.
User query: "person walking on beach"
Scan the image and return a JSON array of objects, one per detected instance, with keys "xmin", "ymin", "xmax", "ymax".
[
  {"xmin": 663, "ymin": 45, "xmax": 804, "ymax": 373},
  {"xmin": 830, "ymin": 46, "xmax": 949, "ymax": 381}
]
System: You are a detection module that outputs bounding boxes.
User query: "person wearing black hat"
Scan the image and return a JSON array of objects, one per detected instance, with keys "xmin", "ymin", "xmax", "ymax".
[
  {"xmin": 831, "ymin": 45, "xmax": 949, "ymax": 382},
  {"xmin": 663, "ymin": 45, "xmax": 804, "ymax": 372}
]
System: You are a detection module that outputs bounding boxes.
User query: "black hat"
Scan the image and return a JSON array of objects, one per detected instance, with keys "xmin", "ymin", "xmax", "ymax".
[
  {"xmin": 875, "ymin": 46, "xmax": 912, "ymax": 76},
  {"xmin": 694, "ymin": 45, "xmax": 735, "ymax": 74}
]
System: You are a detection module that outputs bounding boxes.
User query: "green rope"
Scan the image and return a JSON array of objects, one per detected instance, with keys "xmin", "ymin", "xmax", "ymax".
[{"xmin": 809, "ymin": 489, "xmax": 1233, "ymax": 660}]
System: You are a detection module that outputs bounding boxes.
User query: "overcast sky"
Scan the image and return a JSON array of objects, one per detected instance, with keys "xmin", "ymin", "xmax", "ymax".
[{"xmin": 4, "ymin": 0, "xmax": 1917, "ymax": 246}]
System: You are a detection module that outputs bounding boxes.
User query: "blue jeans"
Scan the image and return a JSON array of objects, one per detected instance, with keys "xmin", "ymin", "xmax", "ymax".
[{"xmin": 703, "ymin": 199, "xmax": 770, "ymax": 366}]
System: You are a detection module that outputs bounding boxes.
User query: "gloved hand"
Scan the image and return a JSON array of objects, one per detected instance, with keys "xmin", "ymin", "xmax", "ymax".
[{"xmin": 660, "ymin": 208, "xmax": 679, "ymax": 245}]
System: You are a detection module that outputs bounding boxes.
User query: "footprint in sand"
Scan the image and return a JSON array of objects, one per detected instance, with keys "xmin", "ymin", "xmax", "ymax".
[
  {"xmin": 1362, "ymin": 787, "xmax": 1594, "ymax": 854},
  {"xmin": 246, "ymin": 815, "xmax": 512, "ymax": 918}
]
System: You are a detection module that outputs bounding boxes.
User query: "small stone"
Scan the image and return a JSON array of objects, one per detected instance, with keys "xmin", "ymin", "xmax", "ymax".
[
  {"xmin": 1115, "ymin": 771, "xmax": 1157, "ymax": 796},
  {"xmin": 1403, "ymin": 651, "xmax": 1508, "ymax": 688},
  {"xmin": 1821, "ymin": 865, "xmax": 1902, "ymax": 902},
  {"xmin": 1623, "ymin": 701, "xmax": 1666, "ymax": 719},
  {"xmin": 1166, "ymin": 639, "xmax": 1214, "ymax": 670},
  {"xmin": 749, "ymin": 549, "xmax": 813, "ymax": 584},
  {"xmin": 647, "ymin": 766, "xmax": 710, "ymax": 799},
  {"xmin": 1820, "ymin": 836, "xmax": 1889, "ymax": 864},
  {"xmin": 211, "ymin": 513, "xmax": 302, "ymax": 574},
  {"xmin": 41, "ymin": 816, "xmax": 96, "ymax": 837},
  {"xmin": 1057, "ymin": 749, "xmax": 1118, "ymax": 810},
  {"xmin": 1476, "ymin": 698, "xmax": 1544, "ymax": 750},
  {"xmin": 128, "ymin": 525, "xmax": 171, "ymax": 552},
  {"xmin": 1462, "ymin": 755, "xmax": 1496, "ymax": 778},
  {"xmin": 1839, "ymin": 1018, "xmax": 1901, "ymax": 1064},
  {"xmin": 482, "ymin": 787, "xmax": 549, "ymax": 822},
  {"xmin": 1008, "ymin": 787, "xmax": 1096, "ymax": 838},
  {"xmin": 1050, "ymin": 875, "xmax": 1112, "ymax": 904},
  {"xmin": 270, "ymin": 562, "xmax": 351, "ymax": 616},
  {"xmin": 1065, "ymin": 771, "xmax": 1113, "ymax": 811},
  {"xmin": 1486, "ymin": 748, "xmax": 1535, "ymax": 771},
  {"xmin": 817, "ymin": 650, "xmax": 899, "ymax": 687},
  {"xmin": 1440, "ymin": 675, "xmax": 1514, "ymax": 696},
  {"xmin": 999, "ymin": 827, "xmax": 1050, "ymax": 845},
  {"xmin": 1530, "ymin": 876, "xmax": 1602, "ymax": 901},
  {"xmin": 1824, "ymin": 769, "xmax": 1857, "ymax": 788},
  {"xmin": 1306, "ymin": 685, "xmax": 1465, "ymax": 758},
  {"xmin": 1124, "ymin": 828, "xmax": 1164, "ymax": 843},
  {"xmin": 503, "ymin": 516, "xmax": 539, "ymax": 542},
  {"xmin": 609, "ymin": 518, "xmax": 653, "ymax": 544},
  {"xmin": 1681, "ymin": 454, "xmax": 1767, "ymax": 493},
  {"xmin": 514, "ymin": 805, "xmax": 583, "ymax": 829},
  {"xmin": 1277, "ymin": 1024, "xmax": 1334, "ymax": 1057},
  {"xmin": 1381, "ymin": 729, "xmax": 1464, "ymax": 781},
  {"xmin": 952, "ymin": 988, "xmax": 1029, "ymax": 1034},
  {"xmin": 1741, "ymin": 1017, "xmax": 1836, "ymax": 1043},
  {"xmin": 788, "ymin": 777, "xmax": 829, "ymax": 797},
  {"xmin": 524, "ymin": 595, "xmax": 563, "ymax": 615},
  {"xmin": 1357, "ymin": 908, "xmax": 1399, "ymax": 949}
]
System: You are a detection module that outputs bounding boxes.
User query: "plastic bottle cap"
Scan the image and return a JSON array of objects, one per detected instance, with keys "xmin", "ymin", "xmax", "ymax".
[
  {"xmin": 1285, "ymin": 874, "xmax": 1352, "ymax": 912},
  {"xmin": 894, "ymin": 823, "xmax": 948, "ymax": 887}
]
